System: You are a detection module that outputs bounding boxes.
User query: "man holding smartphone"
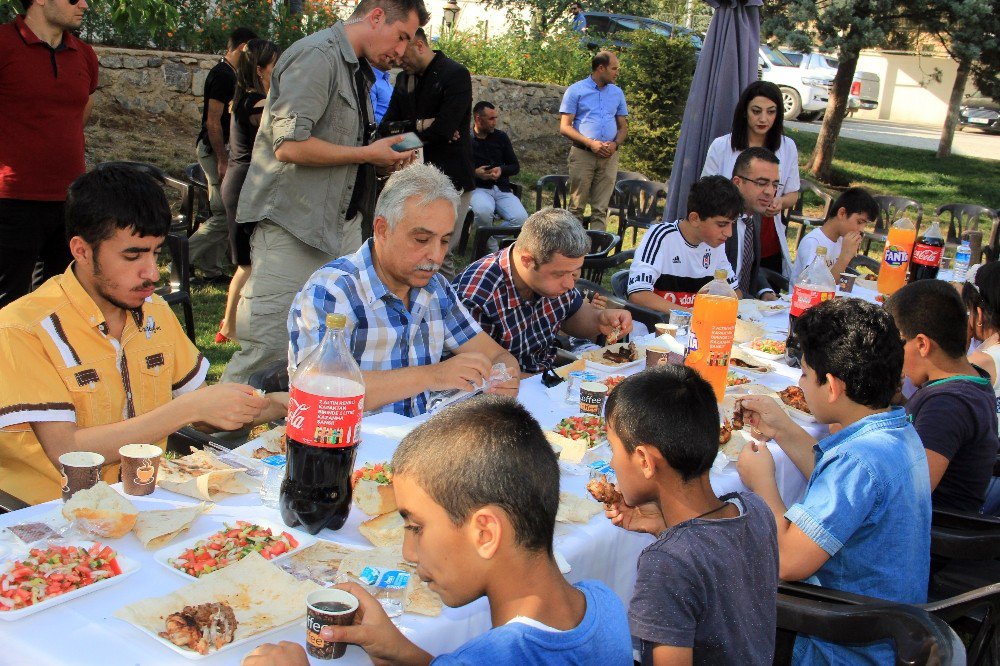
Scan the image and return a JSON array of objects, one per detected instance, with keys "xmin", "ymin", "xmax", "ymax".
[
  {"xmin": 222, "ymin": 0, "xmax": 429, "ymax": 384},
  {"xmin": 470, "ymin": 102, "xmax": 528, "ymax": 240}
]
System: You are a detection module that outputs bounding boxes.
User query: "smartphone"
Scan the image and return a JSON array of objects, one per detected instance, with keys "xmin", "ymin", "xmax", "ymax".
[{"xmin": 391, "ymin": 132, "xmax": 424, "ymax": 152}]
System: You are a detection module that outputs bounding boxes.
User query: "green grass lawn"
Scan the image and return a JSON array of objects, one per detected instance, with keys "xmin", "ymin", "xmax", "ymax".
[{"xmin": 180, "ymin": 136, "xmax": 1000, "ymax": 382}]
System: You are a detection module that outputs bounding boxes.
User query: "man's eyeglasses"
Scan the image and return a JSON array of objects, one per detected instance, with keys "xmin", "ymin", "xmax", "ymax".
[
  {"xmin": 736, "ymin": 174, "xmax": 781, "ymax": 191},
  {"xmin": 67, "ymin": 0, "xmax": 83, "ymax": 4}
]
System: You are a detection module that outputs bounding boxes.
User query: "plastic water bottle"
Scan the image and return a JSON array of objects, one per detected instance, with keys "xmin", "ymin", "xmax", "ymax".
[
  {"xmin": 954, "ymin": 241, "xmax": 972, "ymax": 284},
  {"xmin": 260, "ymin": 454, "xmax": 286, "ymax": 509}
]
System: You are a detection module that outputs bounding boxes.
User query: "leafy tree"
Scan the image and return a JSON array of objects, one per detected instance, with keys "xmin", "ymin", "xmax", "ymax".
[
  {"xmin": 764, "ymin": 0, "xmax": 907, "ymax": 182},
  {"xmin": 480, "ymin": 0, "xmax": 678, "ymax": 37}
]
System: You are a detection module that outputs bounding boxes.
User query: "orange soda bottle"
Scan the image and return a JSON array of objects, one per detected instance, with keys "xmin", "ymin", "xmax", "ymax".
[
  {"xmin": 684, "ymin": 269, "xmax": 739, "ymax": 401},
  {"xmin": 876, "ymin": 217, "xmax": 917, "ymax": 295}
]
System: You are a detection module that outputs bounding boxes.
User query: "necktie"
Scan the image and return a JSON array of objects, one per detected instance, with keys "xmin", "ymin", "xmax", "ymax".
[{"xmin": 739, "ymin": 218, "xmax": 755, "ymax": 295}]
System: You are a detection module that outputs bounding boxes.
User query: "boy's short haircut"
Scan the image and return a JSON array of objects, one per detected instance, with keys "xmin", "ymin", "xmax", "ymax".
[
  {"xmin": 686, "ymin": 176, "xmax": 743, "ymax": 222},
  {"xmin": 827, "ymin": 187, "xmax": 879, "ymax": 223},
  {"xmin": 352, "ymin": 0, "xmax": 431, "ymax": 25},
  {"xmin": 392, "ymin": 395, "xmax": 559, "ymax": 554},
  {"xmin": 886, "ymin": 280, "xmax": 969, "ymax": 359},
  {"xmin": 795, "ymin": 298, "xmax": 903, "ymax": 409},
  {"xmin": 604, "ymin": 366, "xmax": 719, "ymax": 481},
  {"xmin": 65, "ymin": 166, "xmax": 171, "ymax": 250}
]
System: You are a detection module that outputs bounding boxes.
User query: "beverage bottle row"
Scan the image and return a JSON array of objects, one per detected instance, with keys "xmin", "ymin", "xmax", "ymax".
[{"xmin": 785, "ymin": 246, "xmax": 836, "ymax": 365}]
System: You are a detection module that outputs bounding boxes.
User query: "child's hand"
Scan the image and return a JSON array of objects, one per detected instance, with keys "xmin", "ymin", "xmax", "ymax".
[
  {"xmin": 321, "ymin": 582, "xmax": 432, "ymax": 665},
  {"xmin": 737, "ymin": 439, "xmax": 776, "ymax": 492},
  {"xmin": 842, "ymin": 231, "xmax": 863, "ymax": 257},
  {"xmin": 738, "ymin": 394, "xmax": 793, "ymax": 441},
  {"xmin": 605, "ymin": 500, "xmax": 666, "ymax": 535}
]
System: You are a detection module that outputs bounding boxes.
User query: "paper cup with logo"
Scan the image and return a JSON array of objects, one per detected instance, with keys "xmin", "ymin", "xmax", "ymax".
[
  {"xmin": 579, "ymin": 382, "xmax": 608, "ymax": 416},
  {"xmin": 654, "ymin": 323, "xmax": 679, "ymax": 337},
  {"xmin": 838, "ymin": 273, "xmax": 856, "ymax": 293},
  {"xmin": 645, "ymin": 344, "xmax": 673, "ymax": 368},
  {"xmin": 118, "ymin": 444, "xmax": 162, "ymax": 496},
  {"xmin": 59, "ymin": 451, "xmax": 105, "ymax": 502},
  {"xmin": 306, "ymin": 588, "xmax": 359, "ymax": 659}
]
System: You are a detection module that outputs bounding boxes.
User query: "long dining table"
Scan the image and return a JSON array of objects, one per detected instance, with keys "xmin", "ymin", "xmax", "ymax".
[{"xmin": 0, "ymin": 290, "xmax": 837, "ymax": 665}]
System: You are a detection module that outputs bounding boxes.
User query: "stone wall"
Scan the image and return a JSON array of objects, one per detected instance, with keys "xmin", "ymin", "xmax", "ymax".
[{"xmin": 93, "ymin": 46, "xmax": 570, "ymax": 173}]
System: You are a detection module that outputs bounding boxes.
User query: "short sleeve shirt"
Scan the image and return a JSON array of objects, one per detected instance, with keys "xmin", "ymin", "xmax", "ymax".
[
  {"xmin": 627, "ymin": 221, "xmax": 737, "ymax": 308},
  {"xmin": 0, "ymin": 266, "xmax": 208, "ymax": 504},
  {"xmin": 453, "ymin": 247, "xmax": 583, "ymax": 374},
  {"xmin": 792, "ymin": 227, "xmax": 841, "ymax": 283},
  {"xmin": 559, "ymin": 77, "xmax": 628, "ymax": 143},
  {"xmin": 906, "ymin": 373, "xmax": 999, "ymax": 512},
  {"xmin": 0, "ymin": 16, "xmax": 99, "ymax": 201},
  {"xmin": 288, "ymin": 241, "xmax": 481, "ymax": 417},
  {"xmin": 629, "ymin": 493, "xmax": 778, "ymax": 665},
  {"xmin": 197, "ymin": 59, "xmax": 237, "ymax": 147}
]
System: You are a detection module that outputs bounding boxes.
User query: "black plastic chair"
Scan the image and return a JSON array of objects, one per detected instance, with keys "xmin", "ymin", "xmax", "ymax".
[
  {"xmin": 862, "ymin": 195, "xmax": 924, "ymax": 257},
  {"xmin": 608, "ymin": 170, "xmax": 650, "ymax": 219},
  {"xmin": 157, "ymin": 233, "xmax": 196, "ymax": 342},
  {"xmin": 937, "ymin": 204, "xmax": 999, "ymax": 250},
  {"xmin": 0, "ymin": 488, "xmax": 29, "ymax": 514},
  {"xmin": 183, "ymin": 162, "xmax": 211, "ymax": 236},
  {"xmin": 457, "ymin": 183, "xmax": 524, "ymax": 254},
  {"xmin": 471, "ymin": 224, "xmax": 524, "ymax": 261},
  {"xmin": 534, "ymin": 175, "xmax": 570, "ymax": 211},
  {"xmin": 615, "ymin": 179, "xmax": 667, "ymax": 251},
  {"xmin": 846, "ymin": 254, "xmax": 881, "ymax": 276},
  {"xmin": 97, "ymin": 161, "xmax": 193, "ymax": 236},
  {"xmin": 582, "ymin": 248, "xmax": 632, "ymax": 285},
  {"xmin": 784, "ymin": 177, "xmax": 834, "ymax": 250},
  {"xmin": 776, "ymin": 582, "xmax": 964, "ymax": 666},
  {"xmin": 577, "ymin": 275, "xmax": 666, "ymax": 332}
]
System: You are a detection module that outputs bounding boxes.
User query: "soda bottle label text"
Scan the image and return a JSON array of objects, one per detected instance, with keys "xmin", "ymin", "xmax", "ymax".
[
  {"xmin": 911, "ymin": 243, "xmax": 944, "ymax": 267},
  {"xmin": 287, "ymin": 388, "xmax": 364, "ymax": 448},
  {"xmin": 790, "ymin": 286, "xmax": 834, "ymax": 317}
]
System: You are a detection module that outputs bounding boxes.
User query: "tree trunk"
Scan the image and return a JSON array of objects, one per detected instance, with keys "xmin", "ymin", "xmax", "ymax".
[
  {"xmin": 937, "ymin": 58, "xmax": 971, "ymax": 159},
  {"xmin": 806, "ymin": 49, "xmax": 860, "ymax": 183}
]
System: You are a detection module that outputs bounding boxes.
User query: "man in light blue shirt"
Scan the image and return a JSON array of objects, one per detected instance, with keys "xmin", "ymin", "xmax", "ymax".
[
  {"xmin": 559, "ymin": 51, "xmax": 628, "ymax": 231},
  {"xmin": 570, "ymin": 2, "xmax": 586, "ymax": 32},
  {"xmin": 738, "ymin": 298, "xmax": 931, "ymax": 665},
  {"xmin": 368, "ymin": 60, "xmax": 393, "ymax": 125}
]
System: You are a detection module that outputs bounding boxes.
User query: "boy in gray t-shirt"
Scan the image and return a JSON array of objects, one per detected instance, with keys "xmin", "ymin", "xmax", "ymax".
[{"xmin": 603, "ymin": 366, "xmax": 779, "ymax": 665}]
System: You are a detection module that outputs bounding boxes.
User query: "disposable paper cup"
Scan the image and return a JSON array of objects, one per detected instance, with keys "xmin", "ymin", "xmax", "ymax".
[
  {"xmin": 306, "ymin": 589, "xmax": 359, "ymax": 659},
  {"xmin": 838, "ymin": 273, "xmax": 856, "ymax": 293},
  {"xmin": 118, "ymin": 444, "xmax": 162, "ymax": 496},
  {"xmin": 645, "ymin": 345, "xmax": 671, "ymax": 368},
  {"xmin": 579, "ymin": 381, "xmax": 608, "ymax": 416},
  {"xmin": 654, "ymin": 323, "xmax": 679, "ymax": 337},
  {"xmin": 58, "ymin": 451, "xmax": 105, "ymax": 502}
]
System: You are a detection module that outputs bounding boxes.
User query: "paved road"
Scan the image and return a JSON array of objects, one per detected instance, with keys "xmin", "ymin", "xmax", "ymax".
[{"xmin": 787, "ymin": 117, "xmax": 1000, "ymax": 161}]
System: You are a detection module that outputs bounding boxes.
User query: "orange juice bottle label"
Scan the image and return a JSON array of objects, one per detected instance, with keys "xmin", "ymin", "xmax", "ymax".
[{"xmin": 684, "ymin": 294, "xmax": 738, "ymax": 400}]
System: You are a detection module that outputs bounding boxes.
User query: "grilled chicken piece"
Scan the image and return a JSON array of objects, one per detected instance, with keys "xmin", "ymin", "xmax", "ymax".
[
  {"xmin": 160, "ymin": 602, "xmax": 237, "ymax": 655},
  {"xmin": 586, "ymin": 474, "xmax": 623, "ymax": 508}
]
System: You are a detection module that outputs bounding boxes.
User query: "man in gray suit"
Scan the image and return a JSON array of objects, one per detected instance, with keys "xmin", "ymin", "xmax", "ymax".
[{"xmin": 727, "ymin": 147, "xmax": 780, "ymax": 301}]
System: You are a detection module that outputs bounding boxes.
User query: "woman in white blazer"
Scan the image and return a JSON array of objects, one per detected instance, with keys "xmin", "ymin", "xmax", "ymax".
[{"xmin": 702, "ymin": 81, "xmax": 801, "ymax": 282}]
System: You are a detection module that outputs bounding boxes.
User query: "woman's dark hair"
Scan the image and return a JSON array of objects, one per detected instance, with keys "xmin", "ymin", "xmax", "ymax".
[
  {"xmin": 796, "ymin": 298, "xmax": 903, "ymax": 409},
  {"xmin": 963, "ymin": 261, "xmax": 1000, "ymax": 334},
  {"xmin": 730, "ymin": 81, "xmax": 785, "ymax": 153},
  {"xmin": 232, "ymin": 39, "xmax": 280, "ymax": 114},
  {"xmin": 65, "ymin": 166, "xmax": 171, "ymax": 250}
]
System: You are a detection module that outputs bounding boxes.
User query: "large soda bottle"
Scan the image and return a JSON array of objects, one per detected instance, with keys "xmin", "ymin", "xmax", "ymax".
[
  {"xmin": 876, "ymin": 217, "xmax": 917, "ymax": 295},
  {"xmin": 786, "ymin": 246, "xmax": 836, "ymax": 366},
  {"xmin": 280, "ymin": 313, "xmax": 365, "ymax": 534},
  {"xmin": 684, "ymin": 269, "xmax": 739, "ymax": 401},
  {"xmin": 909, "ymin": 220, "xmax": 945, "ymax": 282}
]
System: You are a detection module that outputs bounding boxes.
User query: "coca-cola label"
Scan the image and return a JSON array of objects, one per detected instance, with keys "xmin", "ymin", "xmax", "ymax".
[
  {"xmin": 883, "ymin": 245, "xmax": 910, "ymax": 267},
  {"xmin": 911, "ymin": 242, "xmax": 944, "ymax": 267},
  {"xmin": 790, "ymin": 285, "xmax": 834, "ymax": 317},
  {"xmin": 287, "ymin": 387, "xmax": 363, "ymax": 448},
  {"xmin": 653, "ymin": 289, "xmax": 696, "ymax": 307}
]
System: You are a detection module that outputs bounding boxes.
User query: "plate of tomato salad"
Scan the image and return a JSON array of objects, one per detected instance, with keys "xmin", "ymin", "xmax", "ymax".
[
  {"xmin": 0, "ymin": 542, "xmax": 138, "ymax": 620},
  {"xmin": 155, "ymin": 519, "xmax": 315, "ymax": 580}
]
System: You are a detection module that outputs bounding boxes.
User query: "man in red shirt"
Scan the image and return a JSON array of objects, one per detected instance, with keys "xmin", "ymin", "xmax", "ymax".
[{"xmin": 0, "ymin": 0, "xmax": 98, "ymax": 309}]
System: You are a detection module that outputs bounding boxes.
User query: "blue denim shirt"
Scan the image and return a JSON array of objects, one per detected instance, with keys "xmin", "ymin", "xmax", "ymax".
[
  {"xmin": 559, "ymin": 77, "xmax": 628, "ymax": 143},
  {"xmin": 786, "ymin": 407, "xmax": 931, "ymax": 666}
]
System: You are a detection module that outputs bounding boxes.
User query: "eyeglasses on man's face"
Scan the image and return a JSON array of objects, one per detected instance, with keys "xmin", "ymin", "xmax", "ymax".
[{"xmin": 736, "ymin": 174, "xmax": 781, "ymax": 191}]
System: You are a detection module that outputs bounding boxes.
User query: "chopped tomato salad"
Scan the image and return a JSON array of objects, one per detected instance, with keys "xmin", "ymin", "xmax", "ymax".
[
  {"xmin": 352, "ymin": 462, "xmax": 392, "ymax": 487},
  {"xmin": 0, "ymin": 543, "xmax": 122, "ymax": 611},
  {"xmin": 169, "ymin": 521, "xmax": 300, "ymax": 578},
  {"xmin": 555, "ymin": 416, "xmax": 607, "ymax": 448},
  {"xmin": 750, "ymin": 338, "xmax": 786, "ymax": 355}
]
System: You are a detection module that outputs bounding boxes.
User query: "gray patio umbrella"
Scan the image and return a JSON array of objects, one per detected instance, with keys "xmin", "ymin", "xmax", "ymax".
[{"xmin": 663, "ymin": 0, "xmax": 762, "ymax": 222}]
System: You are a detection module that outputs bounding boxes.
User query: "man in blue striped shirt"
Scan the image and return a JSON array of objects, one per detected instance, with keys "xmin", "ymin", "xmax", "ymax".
[{"xmin": 288, "ymin": 164, "xmax": 519, "ymax": 417}]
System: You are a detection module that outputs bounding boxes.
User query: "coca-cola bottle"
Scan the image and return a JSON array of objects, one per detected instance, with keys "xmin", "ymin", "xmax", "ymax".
[
  {"xmin": 909, "ymin": 220, "xmax": 945, "ymax": 282},
  {"xmin": 786, "ymin": 246, "xmax": 836, "ymax": 366},
  {"xmin": 280, "ymin": 313, "xmax": 365, "ymax": 534}
]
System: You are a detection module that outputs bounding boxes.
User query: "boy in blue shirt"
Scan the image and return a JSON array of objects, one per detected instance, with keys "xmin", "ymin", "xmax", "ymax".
[
  {"xmin": 738, "ymin": 298, "xmax": 931, "ymax": 665},
  {"xmin": 324, "ymin": 395, "xmax": 632, "ymax": 665},
  {"xmin": 603, "ymin": 366, "xmax": 779, "ymax": 665}
]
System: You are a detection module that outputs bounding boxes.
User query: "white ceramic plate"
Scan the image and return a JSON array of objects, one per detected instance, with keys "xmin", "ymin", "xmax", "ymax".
[
  {"xmin": 153, "ymin": 519, "xmax": 316, "ymax": 581},
  {"xmin": 739, "ymin": 341, "xmax": 787, "ymax": 361},
  {"xmin": 231, "ymin": 426, "xmax": 286, "ymax": 461},
  {"xmin": 0, "ymin": 544, "xmax": 139, "ymax": 621},
  {"xmin": 122, "ymin": 612, "xmax": 303, "ymax": 660}
]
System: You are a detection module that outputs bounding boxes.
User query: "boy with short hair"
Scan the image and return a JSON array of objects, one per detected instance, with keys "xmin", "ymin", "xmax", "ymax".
[
  {"xmin": 628, "ymin": 175, "xmax": 742, "ymax": 311},
  {"xmin": 326, "ymin": 395, "xmax": 633, "ymax": 664},
  {"xmin": 791, "ymin": 187, "xmax": 879, "ymax": 283},
  {"xmin": 886, "ymin": 280, "xmax": 999, "ymax": 512},
  {"xmin": 737, "ymin": 298, "xmax": 931, "ymax": 665},
  {"xmin": 604, "ymin": 365, "xmax": 779, "ymax": 665}
]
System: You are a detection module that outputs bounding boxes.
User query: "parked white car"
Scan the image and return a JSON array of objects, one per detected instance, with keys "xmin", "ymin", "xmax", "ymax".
[{"xmin": 759, "ymin": 45, "xmax": 880, "ymax": 121}]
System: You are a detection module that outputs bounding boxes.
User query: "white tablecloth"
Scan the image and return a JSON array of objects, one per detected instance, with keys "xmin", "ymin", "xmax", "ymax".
[{"xmin": 0, "ymin": 301, "xmax": 826, "ymax": 665}]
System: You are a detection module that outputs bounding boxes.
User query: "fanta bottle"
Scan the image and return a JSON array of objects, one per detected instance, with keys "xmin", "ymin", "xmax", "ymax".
[
  {"xmin": 684, "ymin": 270, "xmax": 739, "ymax": 401},
  {"xmin": 876, "ymin": 217, "xmax": 917, "ymax": 295}
]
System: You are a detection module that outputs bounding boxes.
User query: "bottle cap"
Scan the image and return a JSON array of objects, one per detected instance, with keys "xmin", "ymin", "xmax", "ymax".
[
  {"xmin": 325, "ymin": 313, "xmax": 347, "ymax": 329},
  {"xmin": 816, "ymin": 246, "xmax": 828, "ymax": 256},
  {"xmin": 714, "ymin": 269, "xmax": 727, "ymax": 280}
]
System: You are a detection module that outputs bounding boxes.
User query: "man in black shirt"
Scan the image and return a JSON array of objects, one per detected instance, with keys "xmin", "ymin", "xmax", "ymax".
[
  {"xmin": 470, "ymin": 102, "xmax": 528, "ymax": 240},
  {"xmin": 189, "ymin": 26, "xmax": 257, "ymax": 282},
  {"xmin": 379, "ymin": 27, "xmax": 474, "ymax": 279}
]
